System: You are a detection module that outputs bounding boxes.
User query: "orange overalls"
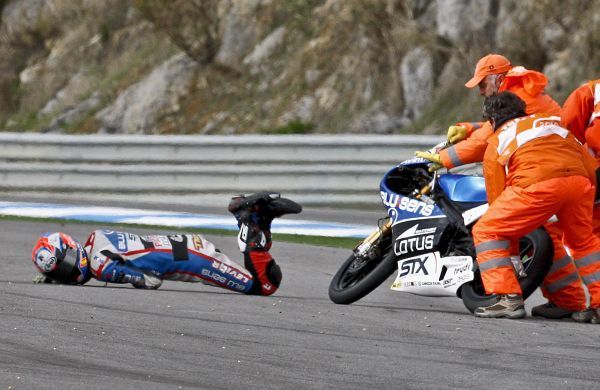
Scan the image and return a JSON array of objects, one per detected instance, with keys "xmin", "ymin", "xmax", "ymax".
[
  {"xmin": 562, "ymin": 79, "xmax": 600, "ymax": 157},
  {"xmin": 440, "ymin": 68, "xmax": 588, "ymax": 310},
  {"xmin": 439, "ymin": 67, "xmax": 562, "ymax": 169},
  {"xmin": 548, "ymin": 80, "xmax": 600, "ymax": 309},
  {"xmin": 472, "ymin": 115, "xmax": 600, "ymax": 310}
]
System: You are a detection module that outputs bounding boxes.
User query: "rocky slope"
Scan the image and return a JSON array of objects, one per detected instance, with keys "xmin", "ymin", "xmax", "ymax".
[{"xmin": 0, "ymin": 0, "xmax": 598, "ymax": 135}]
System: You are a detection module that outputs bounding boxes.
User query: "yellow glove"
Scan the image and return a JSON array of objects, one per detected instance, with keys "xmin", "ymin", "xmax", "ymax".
[
  {"xmin": 447, "ymin": 125, "xmax": 468, "ymax": 144},
  {"xmin": 415, "ymin": 151, "xmax": 443, "ymax": 172}
]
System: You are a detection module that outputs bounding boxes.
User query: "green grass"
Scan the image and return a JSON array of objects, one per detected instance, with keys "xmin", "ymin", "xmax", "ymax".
[{"xmin": 0, "ymin": 215, "xmax": 359, "ymax": 250}]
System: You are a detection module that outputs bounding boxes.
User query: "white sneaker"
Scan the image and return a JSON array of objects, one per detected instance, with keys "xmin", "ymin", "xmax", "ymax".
[{"xmin": 474, "ymin": 294, "xmax": 526, "ymax": 319}]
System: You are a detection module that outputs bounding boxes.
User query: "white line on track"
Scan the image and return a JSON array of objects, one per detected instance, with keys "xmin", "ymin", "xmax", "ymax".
[{"xmin": 0, "ymin": 201, "xmax": 373, "ymax": 238}]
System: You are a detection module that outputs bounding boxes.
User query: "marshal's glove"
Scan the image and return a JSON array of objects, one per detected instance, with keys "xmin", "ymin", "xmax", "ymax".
[
  {"xmin": 415, "ymin": 151, "xmax": 443, "ymax": 172},
  {"xmin": 447, "ymin": 125, "xmax": 468, "ymax": 144}
]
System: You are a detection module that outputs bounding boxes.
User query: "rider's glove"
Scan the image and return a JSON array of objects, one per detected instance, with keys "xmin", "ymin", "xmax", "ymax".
[
  {"xmin": 415, "ymin": 151, "xmax": 443, "ymax": 172},
  {"xmin": 447, "ymin": 125, "xmax": 468, "ymax": 144},
  {"xmin": 32, "ymin": 274, "xmax": 52, "ymax": 284}
]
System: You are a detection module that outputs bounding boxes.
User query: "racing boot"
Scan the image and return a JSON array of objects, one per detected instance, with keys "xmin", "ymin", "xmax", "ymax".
[
  {"xmin": 228, "ymin": 192, "xmax": 302, "ymax": 295},
  {"xmin": 474, "ymin": 294, "xmax": 526, "ymax": 319},
  {"xmin": 130, "ymin": 273, "xmax": 163, "ymax": 290},
  {"xmin": 112, "ymin": 267, "xmax": 163, "ymax": 290},
  {"xmin": 531, "ymin": 302, "xmax": 575, "ymax": 319}
]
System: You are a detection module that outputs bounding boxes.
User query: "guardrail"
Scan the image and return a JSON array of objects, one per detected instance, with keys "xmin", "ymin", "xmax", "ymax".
[{"xmin": 0, "ymin": 132, "xmax": 444, "ymax": 206}]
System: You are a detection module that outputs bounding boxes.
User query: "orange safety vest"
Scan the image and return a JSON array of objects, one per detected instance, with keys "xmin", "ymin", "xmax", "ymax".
[
  {"xmin": 495, "ymin": 116, "xmax": 567, "ymax": 166},
  {"xmin": 484, "ymin": 114, "xmax": 593, "ymax": 205},
  {"xmin": 561, "ymin": 79, "xmax": 600, "ymax": 161},
  {"xmin": 588, "ymin": 79, "xmax": 600, "ymax": 125}
]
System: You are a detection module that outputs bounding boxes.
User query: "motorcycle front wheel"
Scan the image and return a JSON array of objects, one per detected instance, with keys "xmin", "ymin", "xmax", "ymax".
[
  {"xmin": 328, "ymin": 240, "xmax": 396, "ymax": 305},
  {"xmin": 459, "ymin": 227, "xmax": 554, "ymax": 313}
]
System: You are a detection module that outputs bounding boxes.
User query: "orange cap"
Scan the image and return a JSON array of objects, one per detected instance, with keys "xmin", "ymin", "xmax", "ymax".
[{"xmin": 464, "ymin": 54, "xmax": 512, "ymax": 88}]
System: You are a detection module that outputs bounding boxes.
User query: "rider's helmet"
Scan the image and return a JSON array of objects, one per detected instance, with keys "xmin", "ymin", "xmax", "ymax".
[{"xmin": 31, "ymin": 232, "xmax": 91, "ymax": 285}]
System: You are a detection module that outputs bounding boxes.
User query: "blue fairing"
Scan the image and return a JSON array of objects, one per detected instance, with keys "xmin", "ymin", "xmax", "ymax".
[
  {"xmin": 380, "ymin": 165, "xmax": 445, "ymax": 224},
  {"xmin": 438, "ymin": 174, "xmax": 487, "ymax": 203},
  {"xmin": 400, "ymin": 157, "xmax": 431, "ymax": 166}
]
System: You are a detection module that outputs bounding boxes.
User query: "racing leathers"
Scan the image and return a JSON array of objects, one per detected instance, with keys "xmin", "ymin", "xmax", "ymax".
[
  {"xmin": 473, "ymin": 113, "xmax": 600, "ymax": 311},
  {"xmin": 84, "ymin": 230, "xmax": 261, "ymax": 293},
  {"xmin": 82, "ymin": 193, "xmax": 301, "ymax": 296}
]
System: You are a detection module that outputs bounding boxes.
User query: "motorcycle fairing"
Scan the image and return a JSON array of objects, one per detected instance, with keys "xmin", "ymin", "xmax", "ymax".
[
  {"xmin": 399, "ymin": 157, "xmax": 430, "ymax": 166},
  {"xmin": 382, "ymin": 191, "xmax": 445, "ymax": 225},
  {"xmin": 391, "ymin": 217, "xmax": 449, "ymax": 259},
  {"xmin": 380, "ymin": 164, "xmax": 445, "ymax": 224},
  {"xmin": 461, "ymin": 203, "xmax": 489, "ymax": 226},
  {"xmin": 438, "ymin": 174, "xmax": 487, "ymax": 203},
  {"xmin": 390, "ymin": 252, "xmax": 475, "ymax": 297}
]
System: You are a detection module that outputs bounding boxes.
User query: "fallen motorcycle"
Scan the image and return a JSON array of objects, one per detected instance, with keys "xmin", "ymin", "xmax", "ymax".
[{"xmin": 328, "ymin": 142, "xmax": 553, "ymax": 312}]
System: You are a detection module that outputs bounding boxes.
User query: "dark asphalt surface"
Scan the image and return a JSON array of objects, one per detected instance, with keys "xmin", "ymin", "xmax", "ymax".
[{"xmin": 2, "ymin": 218, "xmax": 600, "ymax": 390}]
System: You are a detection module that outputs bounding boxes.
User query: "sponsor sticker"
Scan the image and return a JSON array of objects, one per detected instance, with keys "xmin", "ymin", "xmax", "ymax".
[
  {"xmin": 145, "ymin": 235, "xmax": 171, "ymax": 248},
  {"xmin": 192, "ymin": 235, "xmax": 204, "ymax": 250},
  {"xmin": 211, "ymin": 260, "xmax": 250, "ymax": 283},
  {"xmin": 399, "ymin": 256, "xmax": 429, "ymax": 277},
  {"xmin": 380, "ymin": 191, "xmax": 434, "ymax": 216},
  {"xmin": 79, "ymin": 251, "xmax": 88, "ymax": 267},
  {"xmin": 453, "ymin": 264, "xmax": 471, "ymax": 275}
]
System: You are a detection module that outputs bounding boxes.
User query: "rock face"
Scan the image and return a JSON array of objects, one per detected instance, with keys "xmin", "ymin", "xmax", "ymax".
[
  {"xmin": 243, "ymin": 26, "xmax": 287, "ymax": 75},
  {"xmin": 0, "ymin": 0, "xmax": 599, "ymax": 134},
  {"xmin": 96, "ymin": 53, "xmax": 198, "ymax": 134},
  {"xmin": 401, "ymin": 47, "xmax": 434, "ymax": 120}
]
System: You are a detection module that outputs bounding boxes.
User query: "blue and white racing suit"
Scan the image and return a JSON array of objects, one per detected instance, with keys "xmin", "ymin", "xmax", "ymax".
[{"xmin": 84, "ymin": 230, "xmax": 255, "ymax": 293}]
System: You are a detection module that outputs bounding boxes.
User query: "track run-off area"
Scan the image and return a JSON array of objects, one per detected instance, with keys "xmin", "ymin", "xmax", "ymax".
[{"xmin": 1, "ymin": 202, "xmax": 600, "ymax": 389}]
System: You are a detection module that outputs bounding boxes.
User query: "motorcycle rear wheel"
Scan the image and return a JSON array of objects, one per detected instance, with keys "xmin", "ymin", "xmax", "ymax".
[
  {"xmin": 328, "ymin": 241, "xmax": 395, "ymax": 305},
  {"xmin": 459, "ymin": 227, "xmax": 553, "ymax": 313}
]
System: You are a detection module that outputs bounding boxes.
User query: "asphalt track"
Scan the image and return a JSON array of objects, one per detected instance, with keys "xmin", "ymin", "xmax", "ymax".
[{"xmin": 2, "ymin": 218, "xmax": 600, "ymax": 390}]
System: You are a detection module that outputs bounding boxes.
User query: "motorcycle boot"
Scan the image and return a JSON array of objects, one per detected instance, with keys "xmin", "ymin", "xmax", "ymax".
[
  {"xmin": 531, "ymin": 302, "xmax": 575, "ymax": 319},
  {"xmin": 131, "ymin": 273, "xmax": 163, "ymax": 290},
  {"xmin": 229, "ymin": 192, "xmax": 302, "ymax": 251},
  {"xmin": 228, "ymin": 192, "xmax": 302, "ymax": 295},
  {"xmin": 110, "ymin": 264, "xmax": 163, "ymax": 289},
  {"xmin": 474, "ymin": 294, "xmax": 526, "ymax": 319}
]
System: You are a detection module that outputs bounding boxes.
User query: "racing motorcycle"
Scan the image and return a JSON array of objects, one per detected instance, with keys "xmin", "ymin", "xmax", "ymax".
[{"xmin": 328, "ymin": 142, "xmax": 553, "ymax": 312}]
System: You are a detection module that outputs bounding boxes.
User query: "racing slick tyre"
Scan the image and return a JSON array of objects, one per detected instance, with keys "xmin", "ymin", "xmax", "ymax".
[
  {"xmin": 459, "ymin": 227, "xmax": 553, "ymax": 313},
  {"xmin": 329, "ymin": 240, "xmax": 396, "ymax": 305}
]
